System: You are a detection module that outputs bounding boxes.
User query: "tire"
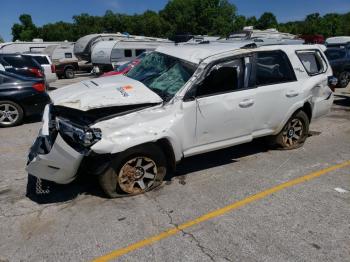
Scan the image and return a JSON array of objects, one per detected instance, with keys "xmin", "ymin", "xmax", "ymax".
[
  {"xmin": 64, "ymin": 68, "xmax": 75, "ymax": 79},
  {"xmin": 0, "ymin": 100, "xmax": 24, "ymax": 127},
  {"xmin": 99, "ymin": 144, "xmax": 167, "ymax": 198},
  {"xmin": 338, "ymin": 71, "xmax": 350, "ymax": 88},
  {"xmin": 273, "ymin": 110, "xmax": 309, "ymax": 150}
]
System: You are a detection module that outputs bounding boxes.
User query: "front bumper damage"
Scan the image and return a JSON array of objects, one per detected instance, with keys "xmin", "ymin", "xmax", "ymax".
[
  {"xmin": 26, "ymin": 133, "xmax": 83, "ymax": 184},
  {"xmin": 25, "ymin": 105, "xmax": 86, "ymax": 197}
]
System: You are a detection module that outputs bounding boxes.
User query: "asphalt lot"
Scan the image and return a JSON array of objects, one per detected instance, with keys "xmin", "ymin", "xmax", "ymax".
[{"xmin": 0, "ymin": 76, "xmax": 349, "ymax": 262}]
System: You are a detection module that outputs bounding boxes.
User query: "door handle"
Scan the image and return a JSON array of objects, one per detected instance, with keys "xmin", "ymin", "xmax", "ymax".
[
  {"xmin": 286, "ymin": 91, "xmax": 299, "ymax": 98},
  {"xmin": 239, "ymin": 99, "xmax": 254, "ymax": 108}
]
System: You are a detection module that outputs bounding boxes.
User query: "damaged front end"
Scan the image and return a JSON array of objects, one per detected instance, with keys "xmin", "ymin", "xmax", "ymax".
[{"xmin": 26, "ymin": 102, "xmax": 159, "ymax": 191}]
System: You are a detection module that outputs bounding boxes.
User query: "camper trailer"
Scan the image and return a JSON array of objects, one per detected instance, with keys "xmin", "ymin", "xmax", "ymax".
[
  {"xmin": 91, "ymin": 39, "xmax": 173, "ymax": 72},
  {"xmin": 42, "ymin": 43, "xmax": 77, "ymax": 63},
  {"xmin": 74, "ymin": 33, "xmax": 171, "ymax": 62},
  {"xmin": 0, "ymin": 39, "xmax": 71, "ymax": 54}
]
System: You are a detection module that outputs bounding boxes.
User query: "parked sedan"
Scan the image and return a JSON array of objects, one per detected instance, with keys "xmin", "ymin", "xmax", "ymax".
[{"xmin": 0, "ymin": 71, "xmax": 50, "ymax": 127}]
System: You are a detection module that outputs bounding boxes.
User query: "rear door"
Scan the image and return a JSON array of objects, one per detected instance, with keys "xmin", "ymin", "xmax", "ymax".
[{"xmin": 252, "ymin": 50, "xmax": 300, "ymax": 136}]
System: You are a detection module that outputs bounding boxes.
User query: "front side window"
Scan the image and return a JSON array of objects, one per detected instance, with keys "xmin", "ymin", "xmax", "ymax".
[
  {"xmin": 126, "ymin": 52, "xmax": 196, "ymax": 101},
  {"xmin": 196, "ymin": 59, "xmax": 245, "ymax": 97},
  {"xmin": 255, "ymin": 51, "xmax": 296, "ymax": 86},
  {"xmin": 297, "ymin": 50, "xmax": 327, "ymax": 75}
]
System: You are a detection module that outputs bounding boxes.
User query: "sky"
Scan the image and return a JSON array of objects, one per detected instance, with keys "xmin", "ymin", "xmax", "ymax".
[{"xmin": 1, "ymin": 0, "xmax": 349, "ymax": 41}]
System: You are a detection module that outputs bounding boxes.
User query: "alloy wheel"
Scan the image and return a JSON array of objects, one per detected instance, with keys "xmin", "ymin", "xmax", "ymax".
[
  {"xmin": 117, "ymin": 157, "xmax": 157, "ymax": 194},
  {"xmin": 282, "ymin": 118, "xmax": 303, "ymax": 147},
  {"xmin": 0, "ymin": 103, "xmax": 19, "ymax": 125}
]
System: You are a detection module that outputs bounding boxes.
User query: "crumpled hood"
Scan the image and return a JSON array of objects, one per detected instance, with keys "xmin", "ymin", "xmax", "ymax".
[{"xmin": 50, "ymin": 75, "xmax": 163, "ymax": 111}]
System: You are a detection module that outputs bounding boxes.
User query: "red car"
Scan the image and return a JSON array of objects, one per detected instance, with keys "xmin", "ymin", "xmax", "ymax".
[{"xmin": 101, "ymin": 59, "xmax": 141, "ymax": 77}]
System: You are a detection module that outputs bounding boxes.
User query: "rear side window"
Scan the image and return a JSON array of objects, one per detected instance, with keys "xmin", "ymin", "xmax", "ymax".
[
  {"xmin": 65, "ymin": 53, "xmax": 73, "ymax": 59},
  {"xmin": 124, "ymin": 49, "xmax": 132, "ymax": 57},
  {"xmin": 255, "ymin": 51, "xmax": 296, "ymax": 86},
  {"xmin": 296, "ymin": 50, "xmax": 327, "ymax": 75},
  {"xmin": 3, "ymin": 56, "xmax": 38, "ymax": 68},
  {"xmin": 32, "ymin": 56, "xmax": 50, "ymax": 65}
]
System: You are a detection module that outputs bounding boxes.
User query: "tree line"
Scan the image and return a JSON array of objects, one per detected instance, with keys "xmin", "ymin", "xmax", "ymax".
[{"xmin": 10, "ymin": 0, "xmax": 350, "ymax": 42}]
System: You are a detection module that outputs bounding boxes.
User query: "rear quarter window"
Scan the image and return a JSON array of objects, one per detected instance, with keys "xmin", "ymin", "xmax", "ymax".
[{"xmin": 296, "ymin": 50, "xmax": 327, "ymax": 76}]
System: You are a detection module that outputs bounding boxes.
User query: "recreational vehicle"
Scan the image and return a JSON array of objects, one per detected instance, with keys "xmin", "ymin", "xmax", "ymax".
[
  {"xmin": 0, "ymin": 39, "xmax": 71, "ymax": 54},
  {"xmin": 91, "ymin": 39, "xmax": 173, "ymax": 72},
  {"xmin": 74, "ymin": 33, "xmax": 171, "ymax": 61}
]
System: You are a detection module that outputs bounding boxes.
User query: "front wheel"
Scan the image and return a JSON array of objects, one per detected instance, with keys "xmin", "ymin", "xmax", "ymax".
[
  {"xmin": 99, "ymin": 144, "xmax": 167, "ymax": 198},
  {"xmin": 274, "ymin": 110, "xmax": 309, "ymax": 150}
]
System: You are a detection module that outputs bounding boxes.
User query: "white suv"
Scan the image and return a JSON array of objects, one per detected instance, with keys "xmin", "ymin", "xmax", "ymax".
[
  {"xmin": 23, "ymin": 53, "xmax": 57, "ymax": 84},
  {"xmin": 26, "ymin": 43, "xmax": 335, "ymax": 197}
]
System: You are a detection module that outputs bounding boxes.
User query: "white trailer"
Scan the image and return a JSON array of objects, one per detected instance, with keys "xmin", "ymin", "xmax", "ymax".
[
  {"xmin": 91, "ymin": 39, "xmax": 173, "ymax": 72},
  {"xmin": 42, "ymin": 43, "xmax": 77, "ymax": 63},
  {"xmin": 0, "ymin": 39, "xmax": 72, "ymax": 54},
  {"xmin": 74, "ymin": 33, "xmax": 171, "ymax": 61}
]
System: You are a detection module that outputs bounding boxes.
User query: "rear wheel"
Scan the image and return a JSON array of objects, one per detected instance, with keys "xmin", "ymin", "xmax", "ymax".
[
  {"xmin": 64, "ymin": 68, "xmax": 75, "ymax": 79},
  {"xmin": 338, "ymin": 71, "xmax": 350, "ymax": 88},
  {"xmin": 99, "ymin": 144, "xmax": 167, "ymax": 198},
  {"xmin": 274, "ymin": 110, "xmax": 309, "ymax": 150},
  {"xmin": 0, "ymin": 101, "xmax": 24, "ymax": 127}
]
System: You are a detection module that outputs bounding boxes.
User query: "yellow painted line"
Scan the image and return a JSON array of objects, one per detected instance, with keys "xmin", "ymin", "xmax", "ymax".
[{"xmin": 93, "ymin": 160, "xmax": 350, "ymax": 262}]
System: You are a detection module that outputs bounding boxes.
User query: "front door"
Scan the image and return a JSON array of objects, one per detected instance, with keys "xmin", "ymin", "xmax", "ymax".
[{"xmin": 183, "ymin": 56, "xmax": 256, "ymax": 156}]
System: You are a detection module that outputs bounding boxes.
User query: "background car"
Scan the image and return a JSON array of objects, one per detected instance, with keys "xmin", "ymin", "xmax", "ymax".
[
  {"xmin": 0, "ymin": 71, "xmax": 50, "ymax": 127},
  {"xmin": 0, "ymin": 53, "xmax": 44, "ymax": 79},
  {"xmin": 325, "ymin": 47, "xmax": 350, "ymax": 88},
  {"xmin": 100, "ymin": 51, "xmax": 150, "ymax": 77},
  {"xmin": 23, "ymin": 53, "xmax": 57, "ymax": 85}
]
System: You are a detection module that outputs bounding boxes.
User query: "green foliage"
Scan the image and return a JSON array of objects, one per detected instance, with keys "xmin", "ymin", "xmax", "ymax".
[
  {"xmin": 256, "ymin": 12, "xmax": 278, "ymax": 30},
  {"xmin": 0, "ymin": 35, "xmax": 4, "ymax": 43},
  {"xmin": 10, "ymin": 1, "xmax": 350, "ymax": 42},
  {"xmin": 11, "ymin": 14, "xmax": 38, "ymax": 41}
]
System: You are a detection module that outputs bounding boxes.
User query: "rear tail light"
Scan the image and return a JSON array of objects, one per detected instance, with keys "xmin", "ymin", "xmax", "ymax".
[
  {"xmin": 32, "ymin": 82, "xmax": 46, "ymax": 92},
  {"xmin": 51, "ymin": 64, "xmax": 56, "ymax": 73},
  {"xmin": 29, "ymin": 68, "xmax": 44, "ymax": 78}
]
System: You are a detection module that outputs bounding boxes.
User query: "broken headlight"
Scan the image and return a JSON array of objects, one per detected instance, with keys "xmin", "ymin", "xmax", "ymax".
[{"xmin": 57, "ymin": 118, "xmax": 102, "ymax": 149}]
